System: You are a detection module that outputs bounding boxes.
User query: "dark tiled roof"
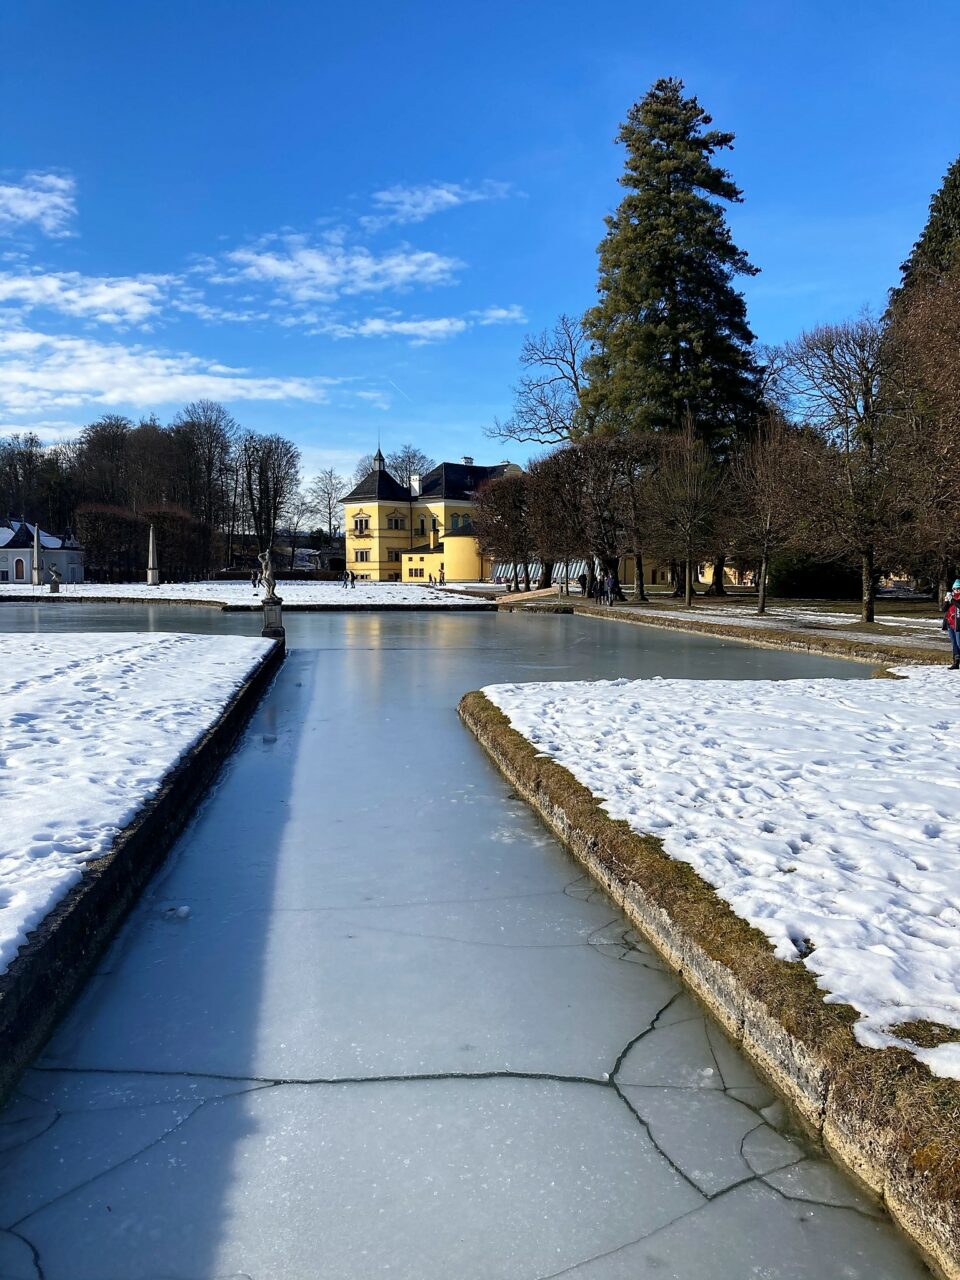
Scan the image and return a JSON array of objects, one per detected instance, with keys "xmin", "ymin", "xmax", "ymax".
[
  {"xmin": 443, "ymin": 525, "xmax": 476, "ymax": 538},
  {"xmin": 3, "ymin": 522, "xmax": 36, "ymax": 549},
  {"xmin": 405, "ymin": 542, "xmax": 444, "ymax": 555},
  {"xmin": 418, "ymin": 462, "xmax": 510, "ymax": 501},
  {"xmin": 342, "ymin": 469, "xmax": 412, "ymax": 503}
]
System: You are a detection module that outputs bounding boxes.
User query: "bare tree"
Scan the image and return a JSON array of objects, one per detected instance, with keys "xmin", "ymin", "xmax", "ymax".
[
  {"xmin": 283, "ymin": 488, "xmax": 313, "ymax": 569},
  {"xmin": 353, "ymin": 453, "xmax": 375, "ymax": 484},
  {"xmin": 777, "ymin": 315, "xmax": 907, "ymax": 622},
  {"xmin": 472, "ymin": 472, "xmax": 532, "ymax": 590},
  {"xmin": 729, "ymin": 413, "xmax": 797, "ymax": 614},
  {"xmin": 647, "ymin": 417, "xmax": 725, "ymax": 607},
  {"xmin": 386, "ymin": 444, "xmax": 435, "ymax": 489},
  {"xmin": 240, "ymin": 432, "xmax": 301, "ymax": 552},
  {"xmin": 307, "ymin": 467, "xmax": 348, "ymax": 536},
  {"xmin": 487, "ymin": 314, "xmax": 588, "ymax": 445},
  {"xmin": 526, "ymin": 448, "xmax": 590, "ymax": 592},
  {"xmin": 889, "ymin": 260, "xmax": 960, "ymax": 596}
]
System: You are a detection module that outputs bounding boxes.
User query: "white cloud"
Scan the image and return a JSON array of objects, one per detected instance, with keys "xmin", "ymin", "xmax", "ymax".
[
  {"xmin": 472, "ymin": 304, "xmax": 527, "ymax": 326},
  {"xmin": 0, "ymin": 325, "xmax": 332, "ymax": 414},
  {"xmin": 0, "ymin": 418, "xmax": 81, "ymax": 444},
  {"xmin": 362, "ymin": 180, "xmax": 511, "ymax": 228},
  {"xmin": 322, "ymin": 315, "xmax": 469, "ymax": 344},
  {"xmin": 0, "ymin": 270, "xmax": 172, "ymax": 325},
  {"xmin": 219, "ymin": 233, "xmax": 461, "ymax": 303},
  {"xmin": 0, "ymin": 174, "xmax": 77, "ymax": 238}
]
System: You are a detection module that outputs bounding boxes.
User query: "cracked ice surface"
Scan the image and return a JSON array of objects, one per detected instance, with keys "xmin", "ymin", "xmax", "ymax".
[{"xmin": 0, "ymin": 611, "xmax": 931, "ymax": 1278}]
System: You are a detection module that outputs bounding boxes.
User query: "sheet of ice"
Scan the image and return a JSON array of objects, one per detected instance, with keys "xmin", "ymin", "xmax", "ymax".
[
  {"xmin": 485, "ymin": 666, "xmax": 960, "ymax": 1074},
  {"xmin": 0, "ymin": 579, "xmax": 487, "ymax": 607},
  {"xmin": 0, "ymin": 631, "xmax": 272, "ymax": 976}
]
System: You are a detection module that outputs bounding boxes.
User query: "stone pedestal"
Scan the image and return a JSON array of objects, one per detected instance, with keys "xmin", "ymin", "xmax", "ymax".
[
  {"xmin": 262, "ymin": 595, "xmax": 285, "ymax": 643},
  {"xmin": 48, "ymin": 580, "xmax": 59, "ymax": 594}
]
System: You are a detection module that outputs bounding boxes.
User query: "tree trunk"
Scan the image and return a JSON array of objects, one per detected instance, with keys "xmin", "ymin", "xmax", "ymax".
[
  {"xmin": 632, "ymin": 547, "xmax": 649, "ymax": 602},
  {"xmin": 757, "ymin": 552, "xmax": 769, "ymax": 616},
  {"xmin": 601, "ymin": 555, "xmax": 625, "ymax": 602},
  {"xmin": 705, "ymin": 553, "xmax": 727, "ymax": 596},
  {"xmin": 564, "ymin": 559, "xmax": 570, "ymax": 595},
  {"xmin": 861, "ymin": 548, "xmax": 876, "ymax": 624},
  {"xmin": 522, "ymin": 561, "xmax": 531, "ymax": 591},
  {"xmin": 541, "ymin": 559, "xmax": 555, "ymax": 590},
  {"xmin": 586, "ymin": 562, "xmax": 597, "ymax": 597},
  {"xmin": 670, "ymin": 559, "xmax": 685, "ymax": 598},
  {"xmin": 512, "ymin": 561, "xmax": 519, "ymax": 591},
  {"xmin": 684, "ymin": 556, "xmax": 694, "ymax": 608},
  {"xmin": 938, "ymin": 560, "xmax": 955, "ymax": 604}
]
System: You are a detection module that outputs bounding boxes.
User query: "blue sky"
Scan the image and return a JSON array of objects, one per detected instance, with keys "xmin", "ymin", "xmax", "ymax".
[{"xmin": 1, "ymin": 0, "xmax": 958, "ymax": 479}]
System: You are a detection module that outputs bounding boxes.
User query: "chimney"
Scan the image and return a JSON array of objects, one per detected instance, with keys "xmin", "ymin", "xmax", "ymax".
[
  {"xmin": 410, "ymin": 473, "xmax": 421, "ymax": 497},
  {"xmin": 461, "ymin": 455, "xmax": 474, "ymax": 465},
  {"xmin": 429, "ymin": 528, "xmax": 438, "ymax": 550}
]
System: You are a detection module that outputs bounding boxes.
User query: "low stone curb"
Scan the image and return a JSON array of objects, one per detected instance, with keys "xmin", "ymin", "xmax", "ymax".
[
  {"xmin": 0, "ymin": 639, "xmax": 285, "ymax": 1105},
  {"xmin": 459, "ymin": 689, "xmax": 960, "ymax": 1280},
  {"xmin": 502, "ymin": 596, "xmax": 937, "ymax": 666},
  {"xmin": 0, "ymin": 594, "xmax": 495, "ymax": 613}
]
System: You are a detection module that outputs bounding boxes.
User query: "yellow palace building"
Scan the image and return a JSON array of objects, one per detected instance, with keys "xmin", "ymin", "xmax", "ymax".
[{"xmin": 341, "ymin": 450, "xmax": 521, "ymax": 583}]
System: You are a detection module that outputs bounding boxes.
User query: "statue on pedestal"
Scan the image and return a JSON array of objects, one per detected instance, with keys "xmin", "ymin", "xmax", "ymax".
[
  {"xmin": 48, "ymin": 566, "xmax": 62, "ymax": 594},
  {"xmin": 258, "ymin": 550, "xmax": 280, "ymax": 602}
]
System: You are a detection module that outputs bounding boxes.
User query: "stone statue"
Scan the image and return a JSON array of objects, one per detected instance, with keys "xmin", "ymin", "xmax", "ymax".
[
  {"xmin": 258, "ymin": 550, "xmax": 278, "ymax": 601},
  {"xmin": 48, "ymin": 565, "xmax": 62, "ymax": 594}
]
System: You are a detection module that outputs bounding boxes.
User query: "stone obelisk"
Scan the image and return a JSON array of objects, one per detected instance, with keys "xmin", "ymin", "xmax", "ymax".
[
  {"xmin": 31, "ymin": 522, "xmax": 42, "ymax": 585},
  {"xmin": 147, "ymin": 523, "xmax": 159, "ymax": 586}
]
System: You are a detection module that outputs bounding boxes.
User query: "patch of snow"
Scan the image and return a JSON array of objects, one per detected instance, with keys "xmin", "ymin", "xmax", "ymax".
[
  {"xmin": 0, "ymin": 580, "xmax": 489, "ymax": 608},
  {"xmin": 0, "ymin": 632, "xmax": 272, "ymax": 976},
  {"xmin": 485, "ymin": 667, "xmax": 960, "ymax": 1075}
]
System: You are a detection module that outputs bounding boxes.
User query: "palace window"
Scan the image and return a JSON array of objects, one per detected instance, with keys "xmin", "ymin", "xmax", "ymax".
[
  {"xmin": 353, "ymin": 517, "xmax": 370, "ymax": 534},
  {"xmin": 14, "ymin": 558, "xmax": 24, "ymax": 581},
  {"xmin": 387, "ymin": 516, "xmax": 406, "ymax": 530},
  {"xmin": 355, "ymin": 550, "xmax": 371, "ymax": 563},
  {"xmin": 387, "ymin": 549, "xmax": 402, "ymax": 562},
  {"xmin": 418, "ymin": 516, "xmax": 426, "ymax": 535},
  {"xmin": 451, "ymin": 514, "xmax": 460, "ymax": 530}
]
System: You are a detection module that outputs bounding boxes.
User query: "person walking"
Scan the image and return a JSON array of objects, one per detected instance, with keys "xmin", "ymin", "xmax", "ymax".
[
  {"xmin": 943, "ymin": 580, "xmax": 960, "ymax": 669},
  {"xmin": 604, "ymin": 571, "xmax": 615, "ymax": 607},
  {"xmin": 439, "ymin": 567, "xmax": 445, "ymax": 587},
  {"xmin": 577, "ymin": 572, "xmax": 588, "ymax": 596},
  {"xmin": 341, "ymin": 569, "xmax": 349, "ymax": 589},
  {"xmin": 250, "ymin": 568, "xmax": 259, "ymax": 591},
  {"xmin": 349, "ymin": 570, "xmax": 357, "ymax": 589}
]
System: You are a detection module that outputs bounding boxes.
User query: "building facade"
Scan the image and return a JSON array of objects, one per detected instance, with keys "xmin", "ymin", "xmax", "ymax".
[
  {"xmin": 341, "ymin": 452, "xmax": 520, "ymax": 583},
  {"xmin": 0, "ymin": 520, "xmax": 84, "ymax": 584}
]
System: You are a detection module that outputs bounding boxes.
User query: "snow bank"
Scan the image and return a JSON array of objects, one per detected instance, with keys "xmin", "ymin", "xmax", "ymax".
[
  {"xmin": 0, "ymin": 581, "xmax": 488, "ymax": 608},
  {"xmin": 484, "ymin": 668, "xmax": 960, "ymax": 1077},
  {"xmin": 0, "ymin": 633, "xmax": 272, "ymax": 977}
]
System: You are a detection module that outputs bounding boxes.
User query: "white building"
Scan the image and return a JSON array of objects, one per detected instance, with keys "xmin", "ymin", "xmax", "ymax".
[{"xmin": 0, "ymin": 520, "xmax": 84, "ymax": 584}]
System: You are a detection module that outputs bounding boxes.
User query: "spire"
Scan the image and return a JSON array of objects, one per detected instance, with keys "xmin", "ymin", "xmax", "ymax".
[
  {"xmin": 373, "ymin": 448, "xmax": 385, "ymax": 472},
  {"xmin": 31, "ymin": 521, "xmax": 41, "ymax": 586},
  {"xmin": 147, "ymin": 523, "xmax": 159, "ymax": 585}
]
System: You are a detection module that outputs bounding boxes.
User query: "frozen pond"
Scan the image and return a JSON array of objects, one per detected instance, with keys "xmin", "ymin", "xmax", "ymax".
[{"xmin": 0, "ymin": 607, "xmax": 928, "ymax": 1279}]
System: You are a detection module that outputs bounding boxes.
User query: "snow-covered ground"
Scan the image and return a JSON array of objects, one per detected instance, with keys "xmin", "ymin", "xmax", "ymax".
[
  {"xmin": 485, "ymin": 667, "xmax": 960, "ymax": 1077},
  {"xmin": 0, "ymin": 632, "xmax": 273, "ymax": 977},
  {"xmin": 0, "ymin": 580, "xmax": 489, "ymax": 608}
]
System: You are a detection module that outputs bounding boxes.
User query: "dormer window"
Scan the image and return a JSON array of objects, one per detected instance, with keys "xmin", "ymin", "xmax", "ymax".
[{"xmin": 353, "ymin": 517, "xmax": 370, "ymax": 534}]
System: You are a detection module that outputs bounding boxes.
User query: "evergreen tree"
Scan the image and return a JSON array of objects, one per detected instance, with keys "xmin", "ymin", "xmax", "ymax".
[
  {"xmin": 580, "ymin": 78, "xmax": 761, "ymax": 450},
  {"xmin": 896, "ymin": 154, "xmax": 960, "ymax": 296}
]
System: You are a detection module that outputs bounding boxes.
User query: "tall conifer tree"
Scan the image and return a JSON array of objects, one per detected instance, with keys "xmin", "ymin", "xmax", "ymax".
[
  {"xmin": 895, "ymin": 154, "xmax": 960, "ymax": 296},
  {"xmin": 581, "ymin": 78, "xmax": 760, "ymax": 450}
]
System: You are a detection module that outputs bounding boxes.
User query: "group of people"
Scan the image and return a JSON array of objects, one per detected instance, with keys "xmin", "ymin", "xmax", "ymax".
[
  {"xmin": 427, "ymin": 570, "xmax": 446, "ymax": 587},
  {"xmin": 340, "ymin": 570, "xmax": 357, "ymax": 589},
  {"xmin": 576, "ymin": 571, "xmax": 618, "ymax": 606}
]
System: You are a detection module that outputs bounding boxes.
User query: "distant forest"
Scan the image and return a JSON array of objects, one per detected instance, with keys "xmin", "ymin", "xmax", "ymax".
[{"xmin": 0, "ymin": 402, "xmax": 304, "ymax": 580}]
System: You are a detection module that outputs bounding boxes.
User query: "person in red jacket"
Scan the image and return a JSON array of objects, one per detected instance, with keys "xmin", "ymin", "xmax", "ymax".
[{"xmin": 943, "ymin": 580, "xmax": 960, "ymax": 669}]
